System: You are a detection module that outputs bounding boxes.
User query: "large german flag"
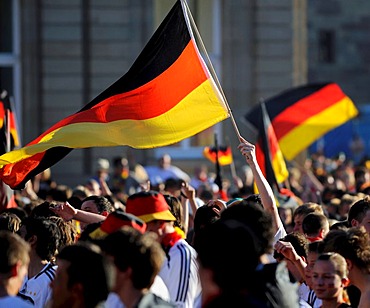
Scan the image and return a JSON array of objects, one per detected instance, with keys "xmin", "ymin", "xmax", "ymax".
[
  {"xmin": 0, "ymin": 0, "xmax": 229, "ymax": 190},
  {"xmin": 255, "ymin": 102, "xmax": 288, "ymax": 190},
  {"xmin": 245, "ymin": 83, "xmax": 358, "ymax": 161}
]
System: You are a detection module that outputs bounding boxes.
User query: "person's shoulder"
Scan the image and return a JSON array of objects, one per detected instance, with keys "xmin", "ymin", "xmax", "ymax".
[
  {"xmin": 137, "ymin": 292, "xmax": 176, "ymax": 307},
  {"xmin": 171, "ymin": 238, "xmax": 197, "ymax": 256},
  {"xmin": 0, "ymin": 296, "xmax": 33, "ymax": 307}
]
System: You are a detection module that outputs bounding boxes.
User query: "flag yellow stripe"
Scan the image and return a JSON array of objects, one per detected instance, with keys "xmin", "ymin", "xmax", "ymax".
[
  {"xmin": 0, "ymin": 79, "xmax": 229, "ymax": 165},
  {"xmin": 279, "ymin": 96, "xmax": 358, "ymax": 160},
  {"xmin": 272, "ymin": 149, "xmax": 289, "ymax": 183}
]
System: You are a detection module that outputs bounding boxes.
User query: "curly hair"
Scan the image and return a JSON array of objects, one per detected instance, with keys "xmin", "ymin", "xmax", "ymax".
[{"xmin": 324, "ymin": 227, "xmax": 370, "ymax": 274}]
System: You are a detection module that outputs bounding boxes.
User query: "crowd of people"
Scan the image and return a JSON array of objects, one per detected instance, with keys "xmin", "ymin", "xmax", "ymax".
[{"xmin": 1, "ymin": 136, "xmax": 370, "ymax": 307}]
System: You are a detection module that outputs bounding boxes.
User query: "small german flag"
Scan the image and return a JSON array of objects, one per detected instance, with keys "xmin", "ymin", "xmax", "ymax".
[
  {"xmin": 0, "ymin": 0, "xmax": 229, "ymax": 190},
  {"xmin": 245, "ymin": 83, "xmax": 358, "ymax": 161},
  {"xmin": 0, "ymin": 90, "xmax": 20, "ymax": 154},
  {"xmin": 203, "ymin": 146, "xmax": 233, "ymax": 166}
]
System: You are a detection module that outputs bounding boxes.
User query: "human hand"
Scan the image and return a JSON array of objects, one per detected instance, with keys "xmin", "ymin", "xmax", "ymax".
[
  {"xmin": 181, "ymin": 182, "xmax": 196, "ymax": 199},
  {"xmin": 237, "ymin": 137, "xmax": 256, "ymax": 165},
  {"xmin": 274, "ymin": 240, "xmax": 300, "ymax": 262},
  {"xmin": 50, "ymin": 202, "xmax": 78, "ymax": 221}
]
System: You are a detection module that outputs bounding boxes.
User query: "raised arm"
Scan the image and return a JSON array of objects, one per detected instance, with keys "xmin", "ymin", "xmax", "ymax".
[
  {"xmin": 50, "ymin": 201, "xmax": 107, "ymax": 224},
  {"xmin": 237, "ymin": 137, "xmax": 281, "ymax": 233}
]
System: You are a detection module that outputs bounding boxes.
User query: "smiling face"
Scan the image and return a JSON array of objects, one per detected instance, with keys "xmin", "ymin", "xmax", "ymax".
[{"xmin": 312, "ymin": 259, "xmax": 345, "ymax": 301}]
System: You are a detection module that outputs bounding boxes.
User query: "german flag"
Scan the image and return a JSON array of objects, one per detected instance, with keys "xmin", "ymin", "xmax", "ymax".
[
  {"xmin": 254, "ymin": 102, "xmax": 289, "ymax": 190},
  {"xmin": 203, "ymin": 146, "xmax": 233, "ymax": 166},
  {"xmin": 0, "ymin": 0, "xmax": 229, "ymax": 190},
  {"xmin": 245, "ymin": 83, "xmax": 358, "ymax": 161},
  {"xmin": 0, "ymin": 90, "xmax": 20, "ymax": 154}
]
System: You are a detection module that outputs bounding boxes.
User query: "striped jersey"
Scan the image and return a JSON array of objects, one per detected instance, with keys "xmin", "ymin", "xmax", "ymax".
[
  {"xmin": 18, "ymin": 262, "xmax": 57, "ymax": 308},
  {"xmin": 159, "ymin": 238, "xmax": 201, "ymax": 308}
]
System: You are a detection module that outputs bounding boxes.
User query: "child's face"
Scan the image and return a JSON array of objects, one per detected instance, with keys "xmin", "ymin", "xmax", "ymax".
[
  {"xmin": 305, "ymin": 251, "xmax": 318, "ymax": 289},
  {"xmin": 312, "ymin": 259, "xmax": 343, "ymax": 300}
]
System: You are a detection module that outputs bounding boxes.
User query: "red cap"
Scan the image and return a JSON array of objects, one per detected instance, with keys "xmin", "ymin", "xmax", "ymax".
[{"xmin": 125, "ymin": 191, "xmax": 176, "ymax": 223}]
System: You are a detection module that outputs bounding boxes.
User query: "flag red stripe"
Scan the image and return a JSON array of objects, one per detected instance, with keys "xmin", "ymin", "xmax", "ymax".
[
  {"xmin": 272, "ymin": 83, "xmax": 346, "ymax": 140},
  {"xmin": 29, "ymin": 40, "xmax": 207, "ymax": 145}
]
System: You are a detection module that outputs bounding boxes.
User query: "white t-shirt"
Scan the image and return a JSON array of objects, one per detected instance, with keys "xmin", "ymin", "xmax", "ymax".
[{"xmin": 19, "ymin": 262, "xmax": 57, "ymax": 307}]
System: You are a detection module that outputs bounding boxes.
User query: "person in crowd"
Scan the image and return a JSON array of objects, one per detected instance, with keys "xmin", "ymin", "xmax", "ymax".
[
  {"xmin": 79, "ymin": 195, "xmax": 114, "ymax": 230},
  {"xmin": 194, "ymin": 219, "xmax": 263, "ymax": 307},
  {"xmin": 50, "ymin": 199, "xmax": 109, "ymax": 234},
  {"xmin": 144, "ymin": 154, "xmax": 190, "ymax": 188},
  {"xmin": 292, "ymin": 202, "xmax": 324, "ymax": 234},
  {"xmin": 302, "ymin": 213, "xmax": 330, "ymax": 242},
  {"xmin": 0, "ymin": 211, "xmax": 21, "ymax": 233},
  {"xmin": 0, "ymin": 231, "xmax": 32, "ymax": 307},
  {"xmin": 304, "ymin": 241, "xmax": 324, "ymax": 308},
  {"xmin": 50, "ymin": 242, "xmax": 113, "ymax": 308},
  {"xmin": 324, "ymin": 227, "xmax": 370, "ymax": 308},
  {"xmin": 338, "ymin": 194, "xmax": 358, "ymax": 221},
  {"xmin": 18, "ymin": 216, "xmax": 61, "ymax": 307},
  {"xmin": 237, "ymin": 137, "xmax": 287, "ymax": 245},
  {"xmin": 101, "ymin": 227, "xmax": 175, "ymax": 308},
  {"xmin": 274, "ymin": 232, "xmax": 311, "ymax": 306},
  {"xmin": 189, "ymin": 165, "xmax": 211, "ymax": 191},
  {"xmin": 312, "ymin": 252, "xmax": 351, "ymax": 308},
  {"xmin": 110, "ymin": 156, "xmax": 144, "ymax": 197},
  {"xmin": 347, "ymin": 195, "xmax": 370, "ymax": 235},
  {"xmin": 190, "ymin": 201, "xmax": 223, "ymax": 246},
  {"xmin": 125, "ymin": 190, "xmax": 201, "ymax": 307}
]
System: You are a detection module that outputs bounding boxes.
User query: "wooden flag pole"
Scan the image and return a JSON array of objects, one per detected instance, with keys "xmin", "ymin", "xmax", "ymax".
[{"xmin": 182, "ymin": 0, "xmax": 242, "ymax": 142}]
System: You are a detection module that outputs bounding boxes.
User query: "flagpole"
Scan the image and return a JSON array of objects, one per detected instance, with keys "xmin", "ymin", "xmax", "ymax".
[
  {"xmin": 226, "ymin": 136, "xmax": 237, "ymax": 179},
  {"xmin": 182, "ymin": 0, "xmax": 242, "ymax": 142}
]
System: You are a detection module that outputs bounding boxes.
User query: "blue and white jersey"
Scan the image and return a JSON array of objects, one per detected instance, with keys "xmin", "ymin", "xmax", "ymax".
[
  {"xmin": 159, "ymin": 238, "xmax": 201, "ymax": 308},
  {"xmin": 18, "ymin": 262, "xmax": 57, "ymax": 308}
]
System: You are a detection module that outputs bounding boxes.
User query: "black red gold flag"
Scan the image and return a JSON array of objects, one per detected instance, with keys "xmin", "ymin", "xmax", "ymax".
[
  {"xmin": 0, "ymin": 0, "xmax": 229, "ymax": 190},
  {"xmin": 203, "ymin": 146, "xmax": 233, "ymax": 166},
  {"xmin": 245, "ymin": 83, "xmax": 358, "ymax": 161},
  {"xmin": 255, "ymin": 102, "xmax": 289, "ymax": 190}
]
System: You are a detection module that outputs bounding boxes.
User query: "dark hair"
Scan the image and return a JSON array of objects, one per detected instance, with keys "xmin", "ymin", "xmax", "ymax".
[
  {"xmin": 57, "ymin": 242, "xmax": 112, "ymax": 308},
  {"xmin": 347, "ymin": 196, "xmax": 370, "ymax": 225},
  {"xmin": 302, "ymin": 213, "xmax": 328, "ymax": 237},
  {"xmin": 82, "ymin": 196, "xmax": 114, "ymax": 214},
  {"xmin": 274, "ymin": 232, "xmax": 309, "ymax": 260},
  {"xmin": 195, "ymin": 219, "xmax": 259, "ymax": 292},
  {"xmin": 24, "ymin": 216, "xmax": 61, "ymax": 261},
  {"xmin": 220, "ymin": 200, "xmax": 274, "ymax": 256},
  {"xmin": 323, "ymin": 227, "xmax": 370, "ymax": 274},
  {"xmin": 29, "ymin": 201, "xmax": 59, "ymax": 219},
  {"xmin": 101, "ymin": 227, "xmax": 164, "ymax": 290},
  {"xmin": 163, "ymin": 194, "xmax": 184, "ymax": 231},
  {"xmin": 193, "ymin": 204, "xmax": 221, "ymax": 235},
  {"xmin": 293, "ymin": 202, "xmax": 323, "ymax": 219},
  {"xmin": 308, "ymin": 240, "xmax": 325, "ymax": 254}
]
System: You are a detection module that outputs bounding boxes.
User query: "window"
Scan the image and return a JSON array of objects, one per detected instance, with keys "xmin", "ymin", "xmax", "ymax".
[
  {"xmin": 318, "ymin": 30, "xmax": 335, "ymax": 63},
  {"xmin": 154, "ymin": 0, "xmax": 222, "ymax": 159},
  {"xmin": 0, "ymin": 0, "xmax": 21, "ymax": 136}
]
